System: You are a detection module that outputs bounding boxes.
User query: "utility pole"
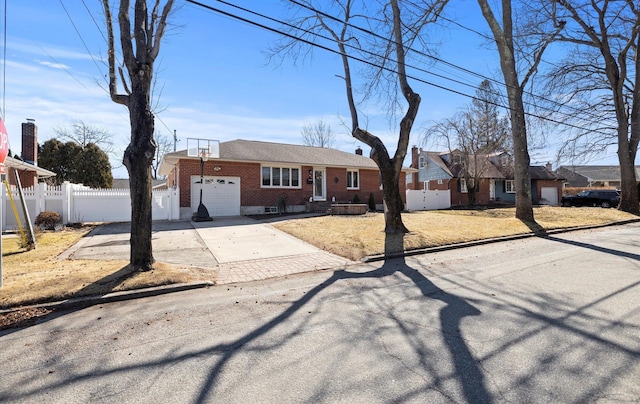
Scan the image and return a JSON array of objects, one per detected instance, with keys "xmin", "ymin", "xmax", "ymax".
[{"xmin": 173, "ymin": 130, "xmax": 177, "ymax": 152}]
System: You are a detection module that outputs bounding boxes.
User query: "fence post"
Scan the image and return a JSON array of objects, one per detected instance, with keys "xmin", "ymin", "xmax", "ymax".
[
  {"xmin": 61, "ymin": 181, "xmax": 71, "ymax": 225},
  {"xmin": 1, "ymin": 180, "xmax": 5, "ymax": 232},
  {"xmin": 35, "ymin": 183, "xmax": 45, "ymax": 218}
]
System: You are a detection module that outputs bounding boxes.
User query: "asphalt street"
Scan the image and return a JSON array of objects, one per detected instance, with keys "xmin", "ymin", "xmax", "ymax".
[{"xmin": 1, "ymin": 223, "xmax": 639, "ymax": 403}]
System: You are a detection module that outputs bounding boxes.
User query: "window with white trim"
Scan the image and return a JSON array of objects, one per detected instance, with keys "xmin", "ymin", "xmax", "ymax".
[
  {"xmin": 505, "ymin": 180, "xmax": 515, "ymax": 193},
  {"xmin": 419, "ymin": 156, "xmax": 426, "ymax": 168},
  {"xmin": 461, "ymin": 178, "xmax": 475, "ymax": 193},
  {"xmin": 460, "ymin": 179, "xmax": 468, "ymax": 193},
  {"xmin": 261, "ymin": 166, "xmax": 301, "ymax": 188},
  {"xmin": 347, "ymin": 169, "xmax": 359, "ymax": 189}
]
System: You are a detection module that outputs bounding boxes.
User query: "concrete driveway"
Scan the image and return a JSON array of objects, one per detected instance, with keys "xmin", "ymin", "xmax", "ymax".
[{"xmin": 64, "ymin": 217, "xmax": 354, "ymax": 284}]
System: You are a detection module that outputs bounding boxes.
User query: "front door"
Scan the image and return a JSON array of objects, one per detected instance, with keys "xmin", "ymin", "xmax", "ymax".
[
  {"xmin": 490, "ymin": 180, "xmax": 496, "ymax": 200},
  {"xmin": 313, "ymin": 168, "xmax": 326, "ymax": 201}
]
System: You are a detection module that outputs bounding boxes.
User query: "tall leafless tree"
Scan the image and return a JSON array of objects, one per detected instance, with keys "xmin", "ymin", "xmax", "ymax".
[
  {"xmin": 273, "ymin": 0, "xmax": 447, "ymax": 234},
  {"xmin": 476, "ymin": 0, "xmax": 564, "ymax": 222},
  {"xmin": 151, "ymin": 132, "xmax": 174, "ymax": 179},
  {"xmin": 301, "ymin": 120, "xmax": 336, "ymax": 148},
  {"xmin": 539, "ymin": 0, "xmax": 640, "ymax": 214},
  {"xmin": 428, "ymin": 80, "xmax": 511, "ymax": 205},
  {"xmin": 54, "ymin": 120, "xmax": 114, "ymax": 153},
  {"xmin": 102, "ymin": 0, "xmax": 174, "ymax": 270}
]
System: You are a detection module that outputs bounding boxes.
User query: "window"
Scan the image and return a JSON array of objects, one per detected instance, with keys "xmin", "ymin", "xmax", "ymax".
[
  {"xmin": 505, "ymin": 180, "xmax": 515, "ymax": 193},
  {"xmin": 461, "ymin": 178, "xmax": 474, "ymax": 193},
  {"xmin": 347, "ymin": 170, "xmax": 359, "ymax": 189},
  {"xmin": 261, "ymin": 166, "xmax": 301, "ymax": 188},
  {"xmin": 419, "ymin": 156, "xmax": 426, "ymax": 168}
]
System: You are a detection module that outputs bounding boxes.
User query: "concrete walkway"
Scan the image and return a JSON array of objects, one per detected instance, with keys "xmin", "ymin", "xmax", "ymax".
[{"xmin": 64, "ymin": 216, "xmax": 354, "ymax": 285}]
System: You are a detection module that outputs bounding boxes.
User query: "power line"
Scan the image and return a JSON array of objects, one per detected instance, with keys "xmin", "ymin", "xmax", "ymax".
[
  {"xmin": 185, "ymin": 0, "xmax": 613, "ymax": 136},
  {"xmin": 1, "ymin": 0, "xmax": 6, "ymax": 120},
  {"xmin": 59, "ymin": 0, "xmax": 108, "ymax": 88},
  {"xmin": 288, "ymin": 0, "xmax": 607, "ymax": 125}
]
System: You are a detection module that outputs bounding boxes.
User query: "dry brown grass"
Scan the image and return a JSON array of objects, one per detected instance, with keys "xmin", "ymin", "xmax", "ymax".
[
  {"xmin": 273, "ymin": 206, "xmax": 638, "ymax": 260},
  {"xmin": 1, "ymin": 206, "xmax": 636, "ymax": 309},
  {"xmin": 1, "ymin": 228, "xmax": 207, "ymax": 309}
]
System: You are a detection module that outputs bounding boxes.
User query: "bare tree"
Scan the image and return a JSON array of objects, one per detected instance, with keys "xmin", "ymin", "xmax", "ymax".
[
  {"xmin": 273, "ymin": 0, "xmax": 447, "ymax": 234},
  {"xmin": 54, "ymin": 120, "xmax": 115, "ymax": 154},
  {"xmin": 301, "ymin": 120, "xmax": 336, "ymax": 148},
  {"xmin": 428, "ymin": 80, "xmax": 510, "ymax": 205},
  {"xmin": 476, "ymin": 0, "xmax": 564, "ymax": 222},
  {"xmin": 102, "ymin": 0, "xmax": 175, "ymax": 270},
  {"xmin": 539, "ymin": 0, "xmax": 640, "ymax": 214},
  {"xmin": 151, "ymin": 132, "xmax": 174, "ymax": 179}
]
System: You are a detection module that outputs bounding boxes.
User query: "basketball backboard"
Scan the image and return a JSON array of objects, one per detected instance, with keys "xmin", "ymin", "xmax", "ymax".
[{"xmin": 187, "ymin": 138, "xmax": 220, "ymax": 159}]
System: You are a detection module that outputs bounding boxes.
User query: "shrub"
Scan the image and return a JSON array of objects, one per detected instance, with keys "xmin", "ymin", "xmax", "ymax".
[
  {"xmin": 35, "ymin": 211, "xmax": 62, "ymax": 230},
  {"xmin": 352, "ymin": 194, "xmax": 360, "ymax": 203},
  {"xmin": 368, "ymin": 193, "xmax": 376, "ymax": 211}
]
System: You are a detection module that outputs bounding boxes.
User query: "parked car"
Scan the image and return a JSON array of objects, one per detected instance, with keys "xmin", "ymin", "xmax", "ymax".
[{"xmin": 561, "ymin": 190, "xmax": 620, "ymax": 208}]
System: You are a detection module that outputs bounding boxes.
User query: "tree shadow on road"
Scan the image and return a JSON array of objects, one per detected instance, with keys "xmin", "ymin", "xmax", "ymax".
[{"xmin": 193, "ymin": 232, "xmax": 489, "ymax": 403}]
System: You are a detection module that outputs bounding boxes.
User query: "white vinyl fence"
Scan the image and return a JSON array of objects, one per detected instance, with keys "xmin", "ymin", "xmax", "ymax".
[
  {"xmin": 406, "ymin": 189, "xmax": 451, "ymax": 211},
  {"xmin": 2, "ymin": 182, "xmax": 180, "ymax": 231}
]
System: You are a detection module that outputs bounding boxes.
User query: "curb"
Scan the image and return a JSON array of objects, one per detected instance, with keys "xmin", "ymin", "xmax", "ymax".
[
  {"xmin": 0, "ymin": 281, "xmax": 213, "ymax": 314},
  {"xmin": 362, "ymin": 218, "xmax": 640, "ymax": 263}
]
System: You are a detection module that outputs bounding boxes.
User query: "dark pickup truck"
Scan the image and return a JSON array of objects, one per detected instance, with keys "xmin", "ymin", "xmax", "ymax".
[{"xmin": 561, "ymin": 190, "xmax": 620, "ymax": 208}]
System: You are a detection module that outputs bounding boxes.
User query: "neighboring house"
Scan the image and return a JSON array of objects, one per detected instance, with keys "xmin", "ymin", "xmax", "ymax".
[
  {"xmin": 112, "ymin": 178, "xmax": 167, "ymax": 190},
  {"xmin": 408, "ymin": 146, "xmax": 564, "ymax": 206},
  {"xmin": 159, "ymin": 139, "xmax": 415, "ymax": 218},
  {"xmin": 4, "ymin": 155, "xmax": 56, "ymax": 187},
  {"xmin": 4, "ymin": 121, "xmax": 56, "ymax": 187},
  {"xmin": 556, "ymin": 165, "xmax": 640, "ymax": 188}
]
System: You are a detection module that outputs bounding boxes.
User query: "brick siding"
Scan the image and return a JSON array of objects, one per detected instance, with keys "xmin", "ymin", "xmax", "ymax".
[{"xmin": 175, "ymin": 159, "xmax": 404, "ymax": 208}]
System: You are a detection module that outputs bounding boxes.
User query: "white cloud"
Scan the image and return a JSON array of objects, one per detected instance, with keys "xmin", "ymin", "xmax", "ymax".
[{"xmin": 38, "ymin": 60, "xmax": 71, "ymax": 70}]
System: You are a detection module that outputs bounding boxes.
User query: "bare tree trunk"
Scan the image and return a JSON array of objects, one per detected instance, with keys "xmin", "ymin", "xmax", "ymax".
[
  {"xmin": 103, "ymin": 0, "xmax": 173, "ymax": 270},
  {"xmin": 124, "ymin": 89, "xmax": 156, "ymax": 269},
  {"xmin": 478, "ymin": 0, "xmax": 534, "ymax": 222}
]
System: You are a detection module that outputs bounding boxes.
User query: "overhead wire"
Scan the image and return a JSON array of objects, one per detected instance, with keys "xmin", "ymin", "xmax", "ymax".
[
  {"xmin": 290, "ymin": 0, "xmax": 608, "ymax": 125},
  {"xmin": 185, "ymin": 0, "xmax": 612, "ymax": 136},
  {"xmin": 1, "ymin": 0, "xmax": 6, "ymax": 120},
  {"xmin": 59, "ymin": 0, "xmax": 108, "ymax": 87}
]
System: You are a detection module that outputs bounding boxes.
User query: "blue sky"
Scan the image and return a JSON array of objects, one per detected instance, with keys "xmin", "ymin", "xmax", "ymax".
[{"xmin": 0, "ymin": 0, "xmax": 618, "ymax": 178}]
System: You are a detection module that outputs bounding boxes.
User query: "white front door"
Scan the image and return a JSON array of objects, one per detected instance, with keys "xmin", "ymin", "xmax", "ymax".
[
  {"xmin": 313, "ymin": 168, "xmax": 326, "ymax": 201},
  {"xmin": 490, "ymin": 180, "xmax": 496, "ymax": 200}
]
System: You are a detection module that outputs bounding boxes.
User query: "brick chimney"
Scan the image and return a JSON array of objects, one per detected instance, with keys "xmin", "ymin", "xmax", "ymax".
[
  {"xmin": 411, "ymin": 145, "xmax": 419, "ymax": 169},
  {"xmin": 21, "ymin": 120, "xmax": 38, "ymax": 165},
  {"xmin": 355, "ymin": 147, "xmax": 363, "ymax": 155},
  {"xmin": 546, "ymin": 162, "xmax": 552, "ymax": 171}
]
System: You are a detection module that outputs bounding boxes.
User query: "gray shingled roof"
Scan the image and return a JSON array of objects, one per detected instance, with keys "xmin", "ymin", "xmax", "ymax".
[
  {"xmin": 558, "ymin": 165, "xmax": 640, "ymax": 181},
  {"xmin": 159, "ymin": 139, "xmax": 388, "ymax": 176},
  {"xmin": 219, "ymin": 139, "xmax": 379, "ymax": 168}
]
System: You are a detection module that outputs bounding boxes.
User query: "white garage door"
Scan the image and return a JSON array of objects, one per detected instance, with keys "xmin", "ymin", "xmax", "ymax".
[
  {"xmin": 191, "ymin": 176, "xmax": 241, "ymax": 217},
  {"xmin": 541, "ymin": 187, "xmax": 559, "ymax": 206}
]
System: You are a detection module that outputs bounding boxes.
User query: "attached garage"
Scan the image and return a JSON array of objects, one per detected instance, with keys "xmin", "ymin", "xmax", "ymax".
[
  {"xmin": 540, "ymin": 187, "xmax": 559, "ymax": 205},
  {"xmin": 191, "ymin": 176, "xmax": 241, "ymax": 217}
]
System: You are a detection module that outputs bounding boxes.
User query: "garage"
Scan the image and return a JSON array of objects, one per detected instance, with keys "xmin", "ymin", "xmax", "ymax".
[
  {"xmin": 191, "ymin": 176, "xmax": 241, "ymax": 217},
  {"xmin": 540, "ymin": 187, "xmax": 559, "ymax": 206}
]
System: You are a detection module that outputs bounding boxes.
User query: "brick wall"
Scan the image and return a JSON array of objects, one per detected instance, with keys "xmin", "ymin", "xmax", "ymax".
[{"xmin": 175, "ymin": 159, "xmax": 397, "ymax": 208}]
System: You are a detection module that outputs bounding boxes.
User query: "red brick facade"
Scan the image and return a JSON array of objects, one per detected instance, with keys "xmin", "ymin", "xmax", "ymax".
[{"xmin": 170, "ymin": 158, "xmax": 403, "ymax": 211}]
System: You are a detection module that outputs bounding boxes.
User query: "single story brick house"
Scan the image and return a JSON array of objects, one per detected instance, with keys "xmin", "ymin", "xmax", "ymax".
[
  {"xmin": 408, "ymin": 146, "xmax": 564, "ymax": 206},
  {"xmin": 159, "ymin": 139, "xmax": 415, "ymax": 219}
]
